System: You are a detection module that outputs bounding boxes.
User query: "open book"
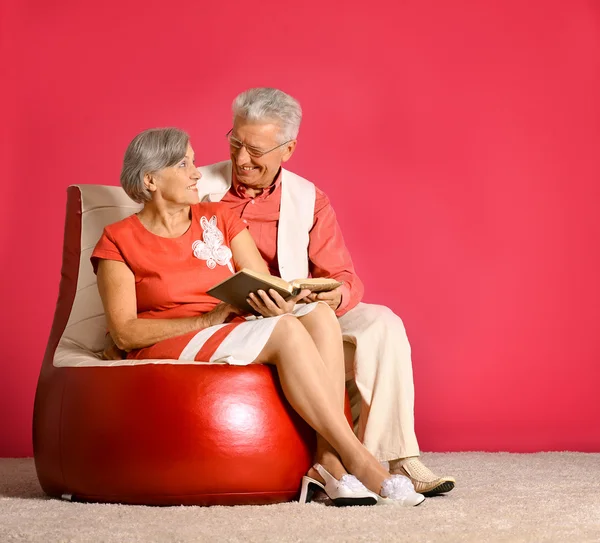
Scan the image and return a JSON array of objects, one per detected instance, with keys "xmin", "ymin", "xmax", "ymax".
[{"xmin": 207, "ymin": 268, "xmax": 343, "ymax": 314}]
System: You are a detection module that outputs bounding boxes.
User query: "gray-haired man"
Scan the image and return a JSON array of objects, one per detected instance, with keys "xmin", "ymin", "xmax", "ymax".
[{"xmin": 198, "ymin": 87, "xmax": 455, "ymax": 495}]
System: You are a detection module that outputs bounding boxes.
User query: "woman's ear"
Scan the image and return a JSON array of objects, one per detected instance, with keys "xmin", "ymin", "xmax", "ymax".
[{"xmin": 143, "ymin": 173, "xmax": 157, "ymax": 193}]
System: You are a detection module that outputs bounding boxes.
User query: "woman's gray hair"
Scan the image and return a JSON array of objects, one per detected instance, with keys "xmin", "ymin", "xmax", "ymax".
[
  {"xmin": 120, "ymin": 127, "xmax": 189, "ymax": 203},
  {"xmin": 232, "ymin": 88, "xmax": 302, "ymax": 143}
]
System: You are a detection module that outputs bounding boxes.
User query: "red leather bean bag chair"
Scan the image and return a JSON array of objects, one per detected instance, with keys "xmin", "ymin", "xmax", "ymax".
[{"xmin": 33, "ymin": 185, "xmax": 322, "ymax": 506}]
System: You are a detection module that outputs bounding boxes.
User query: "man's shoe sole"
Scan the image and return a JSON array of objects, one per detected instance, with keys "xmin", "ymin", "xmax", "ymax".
[{"xmin": 423, "ymin": 480, "xmax": 455, "ymax": 496}]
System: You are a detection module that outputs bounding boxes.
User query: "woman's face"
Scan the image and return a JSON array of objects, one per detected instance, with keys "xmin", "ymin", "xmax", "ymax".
[{"xmin": 147, "ymin": 144, "xmax": 201, "ymax": 205}]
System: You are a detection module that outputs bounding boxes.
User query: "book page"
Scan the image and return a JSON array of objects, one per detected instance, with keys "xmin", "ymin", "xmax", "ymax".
[
  {"xmin": 239, "ymin": 268, "xmax": 292, "ymax": 291},
  {"xmin": 291, "ymin": 278, "xmax": 343, "ymax": 292}
]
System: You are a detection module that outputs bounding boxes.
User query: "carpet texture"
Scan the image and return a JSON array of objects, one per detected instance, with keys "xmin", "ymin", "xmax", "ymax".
[{"xmin": 1, "ymin": 453, "xmax": 599, "ymax": 542}]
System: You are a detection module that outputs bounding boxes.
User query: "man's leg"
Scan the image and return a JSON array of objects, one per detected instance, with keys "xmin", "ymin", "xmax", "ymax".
[{"xmin": 339, "ymin": 303, "xmax": 455, "ymax": 495}]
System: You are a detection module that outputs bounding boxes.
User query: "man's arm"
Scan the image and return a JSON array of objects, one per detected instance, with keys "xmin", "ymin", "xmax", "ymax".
[{"xmin": 306, "ymin": 188, "xmax": 364, "ymax": 316}]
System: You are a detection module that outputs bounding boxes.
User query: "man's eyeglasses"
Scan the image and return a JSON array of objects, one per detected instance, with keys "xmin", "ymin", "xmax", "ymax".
[{"xmin": 226, "ymin": 129, "xmax": 292, "ymax": 158}]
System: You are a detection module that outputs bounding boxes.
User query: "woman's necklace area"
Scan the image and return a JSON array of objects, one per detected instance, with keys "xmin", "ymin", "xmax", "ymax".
[{"xmin": 136, "ymin": 209, "xmax": 192, "ymax": 238}]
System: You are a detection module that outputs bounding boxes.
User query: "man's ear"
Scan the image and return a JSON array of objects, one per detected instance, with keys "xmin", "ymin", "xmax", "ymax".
[
  {"xmin": 281, "ymin": 140, "xmax": 297, "ymax": 163},
  {"xmin": 143, "ymin": 173, "xmax": 157, "ymax": 193}
]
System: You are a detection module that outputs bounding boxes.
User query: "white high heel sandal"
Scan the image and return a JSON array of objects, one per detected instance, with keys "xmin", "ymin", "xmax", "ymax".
[
  {"xmin": 378, "ymin": 474, "xmax": 426, "ymax": 507},
  {"xmin": 298, "ymin": 463, "xmax": 379, "ymax": 506}
]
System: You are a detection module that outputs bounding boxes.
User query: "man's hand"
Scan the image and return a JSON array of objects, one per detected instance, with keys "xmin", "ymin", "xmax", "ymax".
[
  {"xmin": 247, "ymin": 288, "xmax": 311, "ymax": 317},
  {"xmin": 305, "ymin": 286, "xmax": 343, "ymax": 311}
]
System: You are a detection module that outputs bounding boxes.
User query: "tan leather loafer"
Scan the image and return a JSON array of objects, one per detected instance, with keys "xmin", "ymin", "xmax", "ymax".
[{"xmin": 390, "ymin": 458, "xmax": 455, "ymax": 496}]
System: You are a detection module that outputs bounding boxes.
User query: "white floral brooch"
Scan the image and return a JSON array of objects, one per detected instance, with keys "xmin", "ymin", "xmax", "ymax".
[{"xmin": 192, "ymin": 215, "xmax": 234, "ymax": 273}]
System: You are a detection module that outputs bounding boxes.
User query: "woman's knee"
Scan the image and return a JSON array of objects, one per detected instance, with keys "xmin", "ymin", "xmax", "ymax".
[
  {"xmin": 258, "ymin": 316, "xmax": 305, "ymax": 364},
  {"xmin": 272, "ymin": 314, "xmax": 306, "ymax": 340},
  {"xmin": 310, "ymin": 302, "xmax": 341, "ymax": 327}
]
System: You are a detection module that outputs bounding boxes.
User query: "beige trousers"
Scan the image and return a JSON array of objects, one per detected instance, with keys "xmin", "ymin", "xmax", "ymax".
[{"xmin": 339, "ymin": 303, "xmax": 420, "ymax": 462}]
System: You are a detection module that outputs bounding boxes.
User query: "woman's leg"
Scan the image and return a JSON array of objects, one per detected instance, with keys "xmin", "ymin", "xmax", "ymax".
[
  {"xmin": 296, "ymin": 304, "xmax": 347, "ymax": 481},
  {"xmin": 296, "ymin": 303, "xmax": 346, "ymax": 403},
  {"xmin": 253, "ymin": 314, "xmax": 390, "ymax": 494}
]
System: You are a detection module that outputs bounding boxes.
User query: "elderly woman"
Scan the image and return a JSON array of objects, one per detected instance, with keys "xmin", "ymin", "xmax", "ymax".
[{"xmin": 92, "ymin": 127, "xmax": 424, "ymax": 507}]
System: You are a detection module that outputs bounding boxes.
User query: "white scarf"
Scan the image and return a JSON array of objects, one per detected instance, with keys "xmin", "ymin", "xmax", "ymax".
[{"xmin": 198, "ymin": 160, "xmax": 316, "ymax": 281}]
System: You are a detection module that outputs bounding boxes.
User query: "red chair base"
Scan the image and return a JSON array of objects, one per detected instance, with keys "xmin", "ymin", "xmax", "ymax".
[{"xmin": 34, "ymin": 363, "xmax": 316, "ymax": 506}]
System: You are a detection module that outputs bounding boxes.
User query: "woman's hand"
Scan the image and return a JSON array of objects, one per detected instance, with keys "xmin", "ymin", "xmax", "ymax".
[
  {"xmin": 247, "ymin": 289, "xmax": 311, "ymax": 317},
  {"xmin": 206, "ymin": 302, "xmax": 244, "ymax": 326}
]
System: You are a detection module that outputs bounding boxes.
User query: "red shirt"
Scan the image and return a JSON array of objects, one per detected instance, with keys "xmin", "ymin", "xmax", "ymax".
[
  {"xmin": 91, "ymin": 203, "xmax": 246, "ymax": 320},
  {"xmin": 220, "ymin": 171, "xmax": 364, "ymax": 316}
]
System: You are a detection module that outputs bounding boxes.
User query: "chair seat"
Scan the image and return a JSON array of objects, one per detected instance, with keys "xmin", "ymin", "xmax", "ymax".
[
  {"xmin": 34, "ymin": 362, "xmax": 316, "ymax": 505},
  {"xmin": 33, "ymin": 185, "xmax": 323, "ymax": 506}
]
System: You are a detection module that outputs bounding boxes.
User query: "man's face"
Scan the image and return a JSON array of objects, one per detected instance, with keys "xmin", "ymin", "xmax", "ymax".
[{"xmin": 229, "ymin": 115, "xmax": 296, "ymax": 191}]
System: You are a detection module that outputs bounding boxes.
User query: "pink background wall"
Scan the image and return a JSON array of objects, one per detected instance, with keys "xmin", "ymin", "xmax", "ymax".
[{"xmin": 2, "ymin": 0, "xmax": 599, "ymax": 457}]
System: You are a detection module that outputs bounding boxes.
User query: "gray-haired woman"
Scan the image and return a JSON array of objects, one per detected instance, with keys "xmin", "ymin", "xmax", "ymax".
[{"xmin": 92, "ymin": 127, "xmax": 424, "ymax": 507}]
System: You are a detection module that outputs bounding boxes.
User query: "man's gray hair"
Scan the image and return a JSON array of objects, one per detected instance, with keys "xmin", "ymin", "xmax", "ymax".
[
  {"xmin": 120, "ymin": 128, "xmax": 189, "ymax": 203},
  {"xmin": 232, "ymin": 88, "xmax": 302, "ymax": 143}
]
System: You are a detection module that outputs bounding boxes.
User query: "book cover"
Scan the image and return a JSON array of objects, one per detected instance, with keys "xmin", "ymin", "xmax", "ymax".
[{"xmin": 207, "ymin": 269, "xmax": 342, "ymax": 314}]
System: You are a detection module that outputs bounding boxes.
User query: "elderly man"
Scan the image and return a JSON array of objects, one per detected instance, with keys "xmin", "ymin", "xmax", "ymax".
[{"xmin": 197, "ymin": 87, "xmax": 455, "ymax": 495}]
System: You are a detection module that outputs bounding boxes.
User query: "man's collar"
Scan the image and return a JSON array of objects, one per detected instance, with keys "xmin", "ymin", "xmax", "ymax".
[{"xmin": 231, "ymin": 167, "xmax": 282, "ymax": 199}]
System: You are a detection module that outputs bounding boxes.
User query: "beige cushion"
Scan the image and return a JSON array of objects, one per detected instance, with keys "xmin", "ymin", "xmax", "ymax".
[{"xmin": 54, "ymin": 185, "xmax": 143, "ymax": 367}]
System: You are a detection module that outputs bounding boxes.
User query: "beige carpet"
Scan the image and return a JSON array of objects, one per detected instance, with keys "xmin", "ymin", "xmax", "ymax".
[{"xmin": 1, "ymin": 453, "xmax": 599, "ymax": 542}]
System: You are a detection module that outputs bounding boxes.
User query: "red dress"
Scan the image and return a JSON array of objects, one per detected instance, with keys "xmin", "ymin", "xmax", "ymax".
[{"xmin": 91, "ymin": 203, "xmax": 302, "ymax": 363}]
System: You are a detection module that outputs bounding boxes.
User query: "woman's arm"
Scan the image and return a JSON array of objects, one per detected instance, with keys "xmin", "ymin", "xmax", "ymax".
[
  {"xmin": 229, "ymin": 229, "xmax": 310, "ymax": 316},
  {"xmin": 229, "ymin": 229, "xmax": 270, "ymax": 274},
  {"xmin": 97, "ymin": 259, "xmax": 239, "ymax": 351}
]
